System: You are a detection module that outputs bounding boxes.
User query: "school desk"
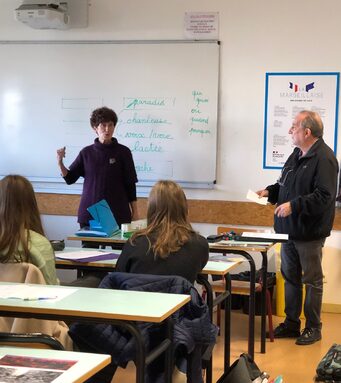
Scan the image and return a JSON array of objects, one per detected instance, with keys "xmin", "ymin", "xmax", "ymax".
[
  {"xmin": 0, "ymin": 282, "xmax": 190, "ymax": 383},
  {"xmin": 55, "ymin": 248, "xmax": 242, "ymax": 380},
  {"xmin": 209, "ymin": 240, "xmax": 274, "ymax": 357},
  {"xmin": 0, "ymin": 346, "xmax": 111, "ymax": 383},
  {"xmin": 55, "ymin": 247, "xmax": 118, "ymax": 272},
  {"xmin": 67, "ymin": 234, "xmax": 273, "ymax": 357},
  {"xmin": 198, "ymin": 259, "xmax": 242, "ymax": 381}
]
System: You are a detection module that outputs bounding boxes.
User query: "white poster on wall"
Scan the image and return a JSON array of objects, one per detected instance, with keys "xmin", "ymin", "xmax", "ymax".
[
  {"xmin": 184, "ymin": 12, "xmax": 219, "ymax": 40},
  {"xmin": 263, "ymin": 72, "xmax": 339, "ymax": 169}
]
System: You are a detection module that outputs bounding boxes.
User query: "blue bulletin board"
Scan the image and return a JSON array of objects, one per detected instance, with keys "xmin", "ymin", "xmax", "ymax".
[{"xmin": 263, "ymin": 72, "xmax": 339, "ymax": 169}]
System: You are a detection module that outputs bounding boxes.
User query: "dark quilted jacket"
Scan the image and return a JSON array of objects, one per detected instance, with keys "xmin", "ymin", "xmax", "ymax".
[{"xmin": 69, "ymin": 272, "xmax": 218, "ymax": 383}]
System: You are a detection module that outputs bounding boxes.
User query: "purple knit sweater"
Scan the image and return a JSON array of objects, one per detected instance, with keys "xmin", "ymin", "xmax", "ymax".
[{"xmin": 63, "ymin": 138, "xmax": 138, "ymax": 226}]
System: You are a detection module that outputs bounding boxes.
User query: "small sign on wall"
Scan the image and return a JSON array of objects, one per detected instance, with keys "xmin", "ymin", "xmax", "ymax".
[
  {"xmin": 263, "ymin": 72, "xmax": 340, "ymax": 169},
  {"xmin": 184, "ymin": 12, "xmax": 219, "ymax": 40}
]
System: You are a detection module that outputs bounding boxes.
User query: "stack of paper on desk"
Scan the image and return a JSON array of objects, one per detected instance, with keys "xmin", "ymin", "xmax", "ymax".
[
  {"xmin": 55, "ymin": 250, "xmax": 120, "ymax": 263},
  {"xmin": 0, "ymin": 285, "xmax": 76, "ymax": 301}
]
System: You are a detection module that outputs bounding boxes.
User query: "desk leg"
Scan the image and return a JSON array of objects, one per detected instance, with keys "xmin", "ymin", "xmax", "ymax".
[
  {"xmin": 165, "ymin": 318, "xmax": 173, "ymax": 383},
  {"xmin": 224, "ymin": 273, "xmax": 231, "ymax": 370},
  {"xmin": 260, "ymin": 250, "xmax": 268, "ymax": 354},
  {"xmin": 247, "ymin": 255, "xmax": 256, "ymax": 360},
  {"xmin": 196, "ymin": 275, "xmax": 213, "ymax": 383},
  {"xmin": 123, "ymin": 323, "xmax": 146, "ymax": 383},
  {"xmin": 231, "ymin": 250, "xmax": 256, "ymax": 360}
]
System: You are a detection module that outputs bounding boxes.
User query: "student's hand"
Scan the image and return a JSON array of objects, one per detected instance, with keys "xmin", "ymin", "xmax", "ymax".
[
  {"xmin": 256, "ymin": 189, "xmax": 269, "ymax": 198},
  {"xmin": 275, "ymin": 202, "xmax": 292, "ymax": 217},
  {"xmin": 57, "ymin": 147, "xmax": 66, "ymax": 164}
]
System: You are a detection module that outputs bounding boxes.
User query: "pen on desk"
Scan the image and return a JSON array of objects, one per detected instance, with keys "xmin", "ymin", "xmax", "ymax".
[
  {"xmin": 7, "ymin": 296, "xmax": 57, "ymax": 301},
  {"xmin": 24, "ymin": 297, "xmax": 58, "ymax": 301}
]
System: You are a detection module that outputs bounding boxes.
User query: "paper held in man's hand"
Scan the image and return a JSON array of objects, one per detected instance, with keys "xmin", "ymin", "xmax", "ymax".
[{"xmin": 246, "ymin": 189, "xmax": 268, "ymax": 205}]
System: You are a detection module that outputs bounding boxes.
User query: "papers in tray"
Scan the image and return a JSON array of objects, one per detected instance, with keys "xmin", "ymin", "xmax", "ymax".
[
  {"xmin": 241, "ymin": 232, "xmax": 288, "ymax": 242},
  {"xmin": 55, "ymin": 250, "xmax": 120, "ymax": 263},
  {"xmin": 214, "ymin": 240, "xmax": 272, "ymax": 246},
  {"xmin": 209, "ymin": 254, "xmax": 245, "ymax": 262}
]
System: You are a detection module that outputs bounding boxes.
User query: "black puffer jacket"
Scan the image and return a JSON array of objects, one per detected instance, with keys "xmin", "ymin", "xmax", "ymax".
[
  {"xmin": 266, "ymin": 139, "xmax": 338, "ymax": 240},
  {"xmin": 69, "ymin": 272, "xmax": 217, "ymax": 383}
]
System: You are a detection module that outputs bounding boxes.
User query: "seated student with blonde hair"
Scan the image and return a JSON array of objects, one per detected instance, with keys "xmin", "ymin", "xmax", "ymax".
[
  {"xmin": 69, "ymin": 180, "xmax": 212, "ymax": 383},
  {"xmin": 0, "ymin": 175, "xmax": 72, "ymax": 350},
  {"xmin": 116, "ymin": 179, "xmax": 209, "ymax": 284}
]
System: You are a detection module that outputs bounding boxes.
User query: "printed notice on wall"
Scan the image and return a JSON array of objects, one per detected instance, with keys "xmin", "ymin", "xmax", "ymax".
[
  {"xmin": 184, "ymin": 12, "xmax": 219, "ymax": 40},
  {"xmin": 263, "ymin": 72, "xmax": 339, "ymax": 169}
]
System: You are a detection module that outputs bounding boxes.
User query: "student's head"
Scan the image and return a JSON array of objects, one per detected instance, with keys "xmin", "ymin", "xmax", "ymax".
[
  {"xmin": 0, "ymin": 175, "xmax": 44, "ymax": 262},
  {"xmin": 132, "ymin": 180, "xmax": 194, "ymax": 259},
  {"xmin": 90, "ymin": 107, "xmax": 118, "ymax": 145},
  {"xmin": 147, "ymin": 180, "xmax": 189, "ymax": 227}
]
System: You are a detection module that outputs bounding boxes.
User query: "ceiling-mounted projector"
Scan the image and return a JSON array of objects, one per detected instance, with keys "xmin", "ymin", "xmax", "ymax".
[{"xmin": 15, "ymin": 3, "xmax": 70, "ymax": 30}]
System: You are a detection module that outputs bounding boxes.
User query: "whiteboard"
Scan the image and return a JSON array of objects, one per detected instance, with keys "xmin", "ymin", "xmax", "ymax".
[{"xmin": 0, "ymin": 41, "xmax": 219, "ymax": 193}]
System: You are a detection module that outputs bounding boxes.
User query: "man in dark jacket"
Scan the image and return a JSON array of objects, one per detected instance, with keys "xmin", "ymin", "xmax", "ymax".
[{"xmin": 258, "ymin": 110, "xmax": 338, "ymax": 345}]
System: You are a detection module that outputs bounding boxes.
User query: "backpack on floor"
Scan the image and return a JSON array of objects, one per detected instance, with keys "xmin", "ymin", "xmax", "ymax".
[
  {"xmin": 216, "ymin": 353, "xmax": 262, "ymax": 383},
  {"xmin": 315, "ymin": 344, "xmax": 341, "ymax": 382}
]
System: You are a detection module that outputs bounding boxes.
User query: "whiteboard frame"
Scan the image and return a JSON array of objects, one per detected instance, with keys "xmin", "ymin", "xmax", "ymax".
[{"xmin": 0, "ymin": 39, "xmax": 220, "ymax": 195}]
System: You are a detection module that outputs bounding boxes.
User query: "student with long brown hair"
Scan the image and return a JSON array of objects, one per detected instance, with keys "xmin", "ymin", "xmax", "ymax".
[
  {"xmin": 116, "ymin": 180, "xmax": 208, "ymax": 283},
  {"xmin": 70, "ymin": 181, "xmax": 212, "ymax": 382},
  {"xmin": 0, "ymin": 174, "xmax": 58, "ymax": 285},
  {"xmin": 0, "ymin": 175, "xmax": 72, "ymax": 350}
]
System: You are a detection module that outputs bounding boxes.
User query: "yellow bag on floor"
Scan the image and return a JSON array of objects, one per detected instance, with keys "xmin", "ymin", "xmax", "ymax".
[{"xmin": 274, "ymin": 244, "xmax": 305, "ymax": 318}]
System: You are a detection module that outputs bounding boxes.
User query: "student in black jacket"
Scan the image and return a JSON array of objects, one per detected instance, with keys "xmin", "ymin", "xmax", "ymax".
[
  {"xmin": 116, "ymin": 180, "xmax": 209, "ymax": 284},
  {"xmin": 258, "ymin": 110, "xmax": 338, "ymax": 345}
]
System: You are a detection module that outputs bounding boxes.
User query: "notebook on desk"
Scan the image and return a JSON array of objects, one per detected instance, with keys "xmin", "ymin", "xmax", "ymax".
[{"xmin": 75, "ymin": 199, "xmax": 120, "ymax": 238}]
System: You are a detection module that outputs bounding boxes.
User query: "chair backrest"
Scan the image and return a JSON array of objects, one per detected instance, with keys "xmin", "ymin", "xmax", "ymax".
[
  {"xmin": 0, "ymin": 332, "xmax": 64, "ymax": 350},
  {"xmin": 0, "ymin": 262, "xmax": 46, "ymax": 284},
  {"xmin": 0, "ymin": 262, "xmax": 68, "ymax": 351}
]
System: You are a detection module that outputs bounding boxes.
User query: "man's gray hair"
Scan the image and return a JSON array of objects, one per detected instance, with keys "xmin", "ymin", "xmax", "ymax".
[{"xmin": 300, "ymin": 110, "xmax": 324, "ymax": 138}]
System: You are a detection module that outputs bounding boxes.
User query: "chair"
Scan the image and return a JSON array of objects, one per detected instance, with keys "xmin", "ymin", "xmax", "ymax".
[
  {"xmin": 212, "ymin": 226, "xmax": 274, "ymax": 342},
  {"xmin": 0, "ymin": 332, "xmax": 64, "ymax": 350},
  {"xmin": 0, "ymin": 262, "xmax": 72, "ymax": 351}
]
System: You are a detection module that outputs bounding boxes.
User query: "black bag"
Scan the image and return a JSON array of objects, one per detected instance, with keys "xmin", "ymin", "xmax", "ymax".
[
  {"xmin": 315, "ymin": 344, "xmax": 341, "ymax": 382},
  {"xmin": 217, "ymin": 353, "xmax": 262, "ymax": 383}
]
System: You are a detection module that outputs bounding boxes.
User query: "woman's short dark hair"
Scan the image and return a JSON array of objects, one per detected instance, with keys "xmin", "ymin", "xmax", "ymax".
[{"xmin": 90, "ymin": 107, "xmax": 118, "ymax": 128}]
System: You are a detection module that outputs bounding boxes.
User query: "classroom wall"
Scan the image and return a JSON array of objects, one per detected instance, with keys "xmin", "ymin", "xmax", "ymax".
[{"xmin": 1, "ymin": 0, "xmax": 341, "ymax": 308}]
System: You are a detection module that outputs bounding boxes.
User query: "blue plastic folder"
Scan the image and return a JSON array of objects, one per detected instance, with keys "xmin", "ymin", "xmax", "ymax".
[{"xmin": 75, "ymin": 199, "xmax": 120, "ymax": 237}]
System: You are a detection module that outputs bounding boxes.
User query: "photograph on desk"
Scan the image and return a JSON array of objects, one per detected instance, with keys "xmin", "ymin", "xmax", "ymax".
[{"xmin": 0, "ymin": 354, "xmax": 77, "ymax": 382}]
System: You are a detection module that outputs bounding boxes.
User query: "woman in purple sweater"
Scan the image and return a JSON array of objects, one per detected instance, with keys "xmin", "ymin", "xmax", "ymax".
[{"xmin": 57, "ymin": 107, "xmax": 138, "ymax": 227}]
